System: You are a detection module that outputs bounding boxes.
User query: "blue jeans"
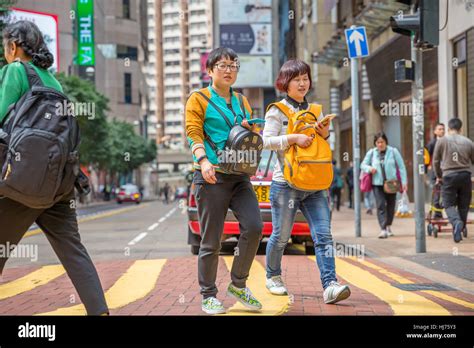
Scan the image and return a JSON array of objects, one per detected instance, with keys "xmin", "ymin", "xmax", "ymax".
[{"xmin": 266, "ymin": 181, "xmax": 337, "ymax": 289}]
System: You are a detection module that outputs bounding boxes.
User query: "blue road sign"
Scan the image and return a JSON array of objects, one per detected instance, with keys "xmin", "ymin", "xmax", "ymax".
[{"xmin": 345, "ymin": 26, "xmax": 370, "ymax": 59}]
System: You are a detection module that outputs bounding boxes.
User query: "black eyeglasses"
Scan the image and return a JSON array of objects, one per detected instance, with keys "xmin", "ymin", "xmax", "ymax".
[{"xmin": 214, "ymin": 62, "xmax": 240, "ymax": 72}]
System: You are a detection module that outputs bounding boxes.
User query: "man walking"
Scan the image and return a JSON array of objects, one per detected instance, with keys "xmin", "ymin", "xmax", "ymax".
[
  {"xmin": 433, "ymin": 118, "xmax": 474, "ymax": 243},
  {"xmin": 427, "ymin": 123, "xmax": 445, "ymax": 218}
]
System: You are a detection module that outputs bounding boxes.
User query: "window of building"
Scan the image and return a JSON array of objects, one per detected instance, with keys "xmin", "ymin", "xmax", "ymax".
[
  {"xmin": 124, "ymin": 73, "xmax": 132, "ymax": 104},
  {"xmin": 190, "ymin": 10, "xmax": 206, "ymax": 16},
  {"xmin": 453, "ymin": 36, "xmax": 468, "ymax": 135},
  {"xmin": 123, "ymin": 0, "xmax": 130, "ymax": 19},
  {"xmin": 117, "ymin": 45, "xmax": 138, "ymax": 61}
]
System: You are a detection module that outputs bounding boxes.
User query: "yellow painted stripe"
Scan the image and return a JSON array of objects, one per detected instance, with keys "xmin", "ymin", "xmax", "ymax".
[
  {"xmin": 316, "ymin": 256, "xmax": 451, "ymax": 315},
  {"xmin": 37, "ymin": 259, "xmax": 167, "ymax": 315},
  {"xmin": 353, "ymin": 257, "xmax": 474, "ymax": 311},
  {"xmin": 222, "ymin": 256, "xmax": 288, "ymax": 316},
  {"xmin": 353, "ymin": 257, "xmax": 414, "ymax": 284},
  {"xmin": 422, "ymin": 291, "xmax": 474, "ymax": 310},
  {"xmin": 25, "ymin": 204, "xmax": 148, "ymax": 238},
  {"xmin": 0, "ymin": 265, "xmax": 66, "ymax": 300}
]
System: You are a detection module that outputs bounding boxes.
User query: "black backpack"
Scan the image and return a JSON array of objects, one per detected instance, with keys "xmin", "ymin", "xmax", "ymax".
[
  {"xmin": 195, "ymin": 91, "xmax": 263, "ymax": 176},
  {"xmin": 0, "ymin": 62, "xmax": 81, "ymax": 209}
]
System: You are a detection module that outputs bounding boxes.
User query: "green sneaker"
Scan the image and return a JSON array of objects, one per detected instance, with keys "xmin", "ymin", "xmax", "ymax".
[
  {"xmin": 226, "ymin": 283, "xmax": 262, "ymax": 311},
  {"xmin": 201, "ymin": 297, "xmax": 226, "ymax": 314}
]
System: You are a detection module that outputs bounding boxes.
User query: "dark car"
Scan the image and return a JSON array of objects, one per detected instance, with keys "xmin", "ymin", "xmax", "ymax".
[{"xmin": 187, "ymin": 150, "xmax": 313, "ymax": 255}]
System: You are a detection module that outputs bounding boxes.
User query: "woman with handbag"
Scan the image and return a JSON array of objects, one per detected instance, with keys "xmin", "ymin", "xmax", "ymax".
[
  {"xmin": 361, "ymin": 132, "xmax": 408, "ymax": 238},
  {"xmin": 185, "ymin": 47, "xmax": 263, "ymax": 314},
  {"xmin": 262, "ymin": 59, "xmax": 351, "ymax": 304}
]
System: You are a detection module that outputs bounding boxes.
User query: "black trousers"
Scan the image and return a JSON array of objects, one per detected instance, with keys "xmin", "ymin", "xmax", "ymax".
[
  {"xmin": 348, "ymin": 187, "xmax": 354, "ymax": 208},
  {"xmin": 195, "ymin": 180, "xmax": 263, "ymax": 298},
  {"xmin": 441, "ymin": 171, "xmax": 472, "ymax": 228},
  {"xmin": 0, "ymin": 192, "xmax": 108, "ymax": 315},
  {"xmin": 373, "ymin": 185, "xmax": 397, "ymax": 230}
]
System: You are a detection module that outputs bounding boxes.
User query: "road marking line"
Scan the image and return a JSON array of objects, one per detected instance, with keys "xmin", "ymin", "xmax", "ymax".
[
  {"xmin": 128, "ymin": 232, "xmax": 148, "ymax": 246},
  {"xmin": 148, "ymin": 223, "xmax": 159, "ymax": 231},
  {"xmin": 0, "ymin": 265, "xmax": 66, "ymax": 300},
  {"xmin": 320, "ymin": 256, "xmax": 450, "ymax": 315},
  {"xmin": 158, "ymin": 217, "xmax": 166, "ymax": 223},
  {"xmin": 37, "ymin": 259, "xmax": 167, "ymax": 315},
  {"xmin": 222, "ymin": 256, "xmax": 289, "ymax": 316},
  {"xmin": 24, "ymin": 203, "xmax": 148, "ymax": 238},
  {"xmin": 166, "ymin": 207, "xmax": 177, "ymax": 217},
  {"xmin": 352, "ymin": 257, "xmax": 474, "ymax": 310}
]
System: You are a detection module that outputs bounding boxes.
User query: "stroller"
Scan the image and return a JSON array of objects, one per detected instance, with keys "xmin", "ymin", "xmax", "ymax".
[{"xmin": 426, "ymin": 182, "xmax": 471, "ymax": 238}]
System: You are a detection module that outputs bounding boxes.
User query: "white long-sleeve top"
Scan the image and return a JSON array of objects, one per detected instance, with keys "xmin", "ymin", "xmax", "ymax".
[{"xmin": 263, "ymin": 98, "xmax": 324, "ymax": 183}]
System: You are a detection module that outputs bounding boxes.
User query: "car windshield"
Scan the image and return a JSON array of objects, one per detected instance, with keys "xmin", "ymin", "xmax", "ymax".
[
  {"xmin": 121, "ymin": 185, "xmax": 138, "ymax": 194},
  {"xmin": 253, "ymin": 149, "xmax": 277, "ymax": 179}
]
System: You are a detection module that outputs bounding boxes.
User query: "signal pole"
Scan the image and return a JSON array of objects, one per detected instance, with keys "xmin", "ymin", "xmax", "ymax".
[{"xmin": 411, "ymin": 31, "xmax": 426, "ymax": 253}]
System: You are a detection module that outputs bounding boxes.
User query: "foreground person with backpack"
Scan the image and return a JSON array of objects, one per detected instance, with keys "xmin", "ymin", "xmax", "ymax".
[
  {"xmin": 185, "ymin": 47, "xmax": 264, "ymax": 314},
  {"xmin": 0, "ymin": 21, "xmax": 108, "ymax": 315},
  {"xmin": 262, "ymin": 59, "xmax": 351, "ymax": 304}
]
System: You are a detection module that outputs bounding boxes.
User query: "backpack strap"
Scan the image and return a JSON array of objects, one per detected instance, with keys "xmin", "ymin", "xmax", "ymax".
[
  {"xmin": 195, "ymin": 91, "xmax": 234, "ymax": 129},
  {"xmin": 20, "ymin": 61, "xmax": 44, "ymax": 88},
  {"xmin": 236, "ymin": 93, "xmax": 248, "ymax": 121},
  {"xmin": 308, "ymin": 103, "xmax": 322, "ymax": 121},
  {"xmin": 266, "ymin": 101, "xmax": 291, "ymax": 118}
]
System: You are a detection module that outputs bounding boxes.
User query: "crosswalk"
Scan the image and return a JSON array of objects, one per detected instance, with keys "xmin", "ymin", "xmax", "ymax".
[{"xmin": 0, "ymin": 256, "xmax": 473, "ymax": 316}]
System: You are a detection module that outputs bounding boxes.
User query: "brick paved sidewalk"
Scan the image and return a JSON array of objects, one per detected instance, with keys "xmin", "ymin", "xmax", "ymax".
[{"xmin": 1, "ymin": 255, "xmax": 473, "ymax": 316}]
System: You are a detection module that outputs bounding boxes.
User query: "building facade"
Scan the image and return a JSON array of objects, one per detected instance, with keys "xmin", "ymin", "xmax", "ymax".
[{"xmin": 437, "ymin": 0, "xmax": 474, "ymax": 139}]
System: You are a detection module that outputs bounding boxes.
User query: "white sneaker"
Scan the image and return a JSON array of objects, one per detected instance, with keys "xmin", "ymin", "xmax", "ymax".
[
  {"xmin": 323, "ymin": 281, "xmax": 351, "ymax": 304},
  {"xmin": 386, "ymin": 226, "xmax": 394, "ymax": 237},
  {"xmin": 378, "ymin": 230, "xmax": 388, "ymax": 239},
  {"xmin": 266, "ymin": 276, "xmax": 288, "ymax": 295}
]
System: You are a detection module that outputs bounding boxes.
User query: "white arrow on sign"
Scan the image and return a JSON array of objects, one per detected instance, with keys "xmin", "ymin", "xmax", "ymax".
[{"xmin": 349, "ymin": 29, "xmax": 365, "ymax": 57}]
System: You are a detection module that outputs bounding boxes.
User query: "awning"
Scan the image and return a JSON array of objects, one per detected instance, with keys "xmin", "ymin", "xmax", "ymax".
[{"xmin": 312, "ymin": 0, "xmax": 410, "ymax": 67}]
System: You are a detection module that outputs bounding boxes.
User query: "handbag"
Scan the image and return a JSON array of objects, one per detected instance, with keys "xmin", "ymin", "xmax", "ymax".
[
  {"xmin": 380, "ymin": 150, "xmax": 401, "ymax": 194},
  {"xmin": 360, "ymin": 172, "xmax": 372, "ymax": 192},
  {"xmin": 360, "ymin": 149, "xmax": 373, "ymax": 192}
]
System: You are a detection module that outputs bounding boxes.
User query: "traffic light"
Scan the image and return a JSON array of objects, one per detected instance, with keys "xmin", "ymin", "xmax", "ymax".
[{"xmin": 390, "ymin": 0, "xmax": 439, "ymax": 49}]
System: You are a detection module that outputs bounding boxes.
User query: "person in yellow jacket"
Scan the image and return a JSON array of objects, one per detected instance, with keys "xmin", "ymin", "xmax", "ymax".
[{"xmin": 262, "ymin": 59, "xmax": 351, "ymax": 304}]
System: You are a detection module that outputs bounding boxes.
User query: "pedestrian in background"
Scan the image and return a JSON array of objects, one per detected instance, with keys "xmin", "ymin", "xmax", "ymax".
[
  {"xmin": 433, "ymin": 118, "xmax": 474, "ymax": 243},
  {"xmin": 185, "ymin": 47, "xmax": 263, "ymax": 314},
  {"xmin": 427, "ymin": 122, "xmax": 445, "ymax": 219},
  {"xmin": 361, "ymin": 132, "xmax": 408, "ymax": 239},
  {"xmin": 262, "ymin": 59, "xmax": 350, "ymax": 304},
  {"xmin": 346, "ymin": 161, "xmax": 354, "ymax": 209},
  {"xmin": 163, "ymin": 182, "xmax": 170, "ymax": 204},
  {"xmin": 330, "ymin": 160, "xmax": 343, "ymax": 211},
  {"xmin": 0, "ymin": 20, "xmax": 108, "ymax": 315}
]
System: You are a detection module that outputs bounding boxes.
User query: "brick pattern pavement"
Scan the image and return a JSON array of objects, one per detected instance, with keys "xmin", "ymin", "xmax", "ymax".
[{"xmin": 1, "ymin": 255, "xmax": 473, "ymax": 316}]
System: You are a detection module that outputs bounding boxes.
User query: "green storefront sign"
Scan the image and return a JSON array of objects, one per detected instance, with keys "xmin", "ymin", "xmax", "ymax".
[{"xmin": 77, "ymin": 0, "xmax": 95, "ymax": 66}]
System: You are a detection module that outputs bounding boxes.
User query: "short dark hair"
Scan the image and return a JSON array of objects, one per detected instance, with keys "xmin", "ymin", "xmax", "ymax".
[
  {"xmin": 435, "ymin": 122, "xmax": 445, "ymax": 128},
  {"xmin": 448, "ymin": 118, "xmax": 462, "ymax": 131},
  {"xmin": 206, "ymin": 47, "xmax": 239, "ymax": 71},
  {"xmin": 275, "ymin": 59, "xmax": 312, "ymax": 93},
  {"xmin": 373, "ymin": 132, "xmax": 388, "ymax": 146}
]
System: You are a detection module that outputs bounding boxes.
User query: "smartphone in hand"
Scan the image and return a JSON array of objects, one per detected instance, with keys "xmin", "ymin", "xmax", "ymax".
[
  {"xmin": 319, "ymin": 114, "xmax": 336, "ymax": 127},
  {"xmin": 247, "ymin": 118, "xmax": 265, "ymax": 125}
]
